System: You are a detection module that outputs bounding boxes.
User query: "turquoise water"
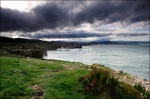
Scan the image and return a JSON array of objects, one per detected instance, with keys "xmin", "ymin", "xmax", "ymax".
[{"xmin": 43, "ymin": 44, "xmax": 149, "ymax": 80}]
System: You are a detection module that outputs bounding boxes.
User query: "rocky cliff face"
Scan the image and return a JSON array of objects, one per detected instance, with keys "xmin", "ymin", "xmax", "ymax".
[{"xmin": 1, "ymin": 47, "xmax": 43, "ymax": 58}]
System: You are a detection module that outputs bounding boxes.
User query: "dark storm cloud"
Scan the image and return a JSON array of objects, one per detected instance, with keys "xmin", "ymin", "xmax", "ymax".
[
  {"xmin": 30, "ymin": 32, "xmax": 112, "ymax": 39},
  {"xmin": 0, "ymin": 7, "xmax": 40, "ymax": 32},
  {"xmin": 116, "ymin": 33, "xmax": 149, "ymax": 37},
  {"xmin": 1, "ymin": 0, "xmax": 149, "ymax": 32},
  {"xmin": 0, "ymin": 2, "xmax": 69, "ymax": 32},
  {"xmin": 74, "ymin": 0, "xmax": 150, "ymax": 24},
  {"xmin": 32, "ymin": 2, "xmax": 69, "ymax": 29}
]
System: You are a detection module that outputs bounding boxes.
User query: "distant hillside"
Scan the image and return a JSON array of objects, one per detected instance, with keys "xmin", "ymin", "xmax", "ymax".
[
  {"xmin": 88, "ymin": 40, "xmax": 150, "ymax": 45},
  {"xmin": 0, "ymin": 36, "xmax": 50, "ymax": 44},
  {"xmin": 0, "ymin": 36, "xmax": 82, "ymax": 46},
  {"xmin": 0, "ymin": 36, "xmax": 149, "ymax": 45}
]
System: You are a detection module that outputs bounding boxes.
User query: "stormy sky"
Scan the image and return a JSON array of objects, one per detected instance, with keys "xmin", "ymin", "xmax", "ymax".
[{"xmin": 1, "ymin": 0, "xmax": 149, "ymax": 42}]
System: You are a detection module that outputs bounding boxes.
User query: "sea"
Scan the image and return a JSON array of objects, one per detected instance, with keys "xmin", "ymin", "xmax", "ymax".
[{"xmin": 43, "ymin": 44, "xmax": 149, "ymax": 80}]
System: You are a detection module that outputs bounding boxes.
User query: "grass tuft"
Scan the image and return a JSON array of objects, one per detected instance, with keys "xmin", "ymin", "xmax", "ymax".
[{"xmin": 133, "ymin": 83, "xmax": 150, "ymax": 99}]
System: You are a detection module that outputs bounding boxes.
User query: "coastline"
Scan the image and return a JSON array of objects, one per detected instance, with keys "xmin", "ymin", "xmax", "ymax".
[
  {"xmin": 47, "ymin": 58, "xmax": 150, "ymax": 92},
  {"xmin": 1, "ymin": 44, "xmax": 149, "ymax": 92},
  {"xmin": 1, "ymin": 56, "xmax": 150, "ymax": 98},
  {"xmin": 111, "ymin": 68, "xmax": 150, "ymax": 92},
  {"xmin": 88, "ymin": 64, "xmax": 150, "ymax": 92}
]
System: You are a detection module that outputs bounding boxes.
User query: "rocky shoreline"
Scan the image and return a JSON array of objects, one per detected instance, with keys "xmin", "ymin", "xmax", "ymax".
[
  {"xmin": 92, "ymin": 64, "xmax": 150, "ymax": 92},
  {"xmin": 61, "ymin": 62, "xmax": 150, "ymax": 93},
  {"xmin": 114, "ymin": 70, "xmax": 150, "ymax": 92}
]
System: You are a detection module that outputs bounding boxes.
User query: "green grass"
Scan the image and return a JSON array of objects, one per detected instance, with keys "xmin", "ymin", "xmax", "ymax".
[
  {"xmin": 0, "ymin": 56, "xmax": 146, "ymax": 99},
  {"xmin": 45, "ymin": 69, "xmax": 88, "ymax": 98},
  {"xmin": 0, "ymin": 56, "xmax": 88, "ymax": 98}
]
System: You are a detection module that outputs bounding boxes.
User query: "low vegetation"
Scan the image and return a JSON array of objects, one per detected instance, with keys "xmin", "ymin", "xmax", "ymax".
[
  {"xmin": 0, "ymin": 56, "xmax": 149, "ymax": 99},
  {"xmin": 133, "ymin": 83, "xmax": 150, "ymax": 99},
  {"xmin": 118, "ymin": 70, "xmax": 128, "ymax": 76},
  {"xmin": 79, "ymin": 66, "xmax": 142, "ymax": 99}
]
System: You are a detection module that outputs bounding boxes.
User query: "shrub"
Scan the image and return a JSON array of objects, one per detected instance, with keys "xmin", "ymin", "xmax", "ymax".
[
  {"xmin": 119, "ymin": 70, "xmax": 124, "ymax": 74},
  {"xmin": 79, "ymin": 67, "xmax": 119, "ymax": 95},
  {"xmin": 118, "ymin": 70, "xmax": 127, "ymax": 76},
  {"xmin": 31, "ymin": 50, "xmax": 43, "ymax": 58},
  {"xmin": 79, "ymin": 66, "xmax": 142, "ymax": 99},
  {"xmin": 133, "ymin": 83, "xmax": 150, "ymax": 99}
]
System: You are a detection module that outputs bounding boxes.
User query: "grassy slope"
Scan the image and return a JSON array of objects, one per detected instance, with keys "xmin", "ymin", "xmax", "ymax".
[
  {"xmin": 0, "ymin": 56, "xmax": 144, "ymax": 99},
  {"xmin": 0, "ymin": 56, "xmax": 89, "ymax": 99}
]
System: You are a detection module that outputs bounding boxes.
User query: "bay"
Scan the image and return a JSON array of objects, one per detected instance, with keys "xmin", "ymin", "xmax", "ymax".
[{"xmin": 43, "ymin": 44, "xmax": 149, "ymax": 80}]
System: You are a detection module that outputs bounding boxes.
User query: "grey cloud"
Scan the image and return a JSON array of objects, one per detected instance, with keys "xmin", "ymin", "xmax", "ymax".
[
  {"xmin": 74, "ymin": 0, "xmax": 149, "ymax": 24},
  {"xmin": 23, "ymin": 32, "xmax": 113, "ymax": 39},
  {"xmin": 0, "ymin": 2, "xmax": 69, "ymax": 32},
  {"xmin": 0, "ymin": 8, "xmax": 40, "ymax": 32},
  {"xmin": 1, "ymin": 0, "xmax": 149, "ymax": 32},
  {"xmin": 94, "ymin": 28, "xmax": 116, "ymax": 32},
  {"xmin": 116, "ymin": 33, "xmax": 149, "ymax": 37},
  {"xmin": 32, "ymin": 2, "xmax": 69, "ymax": 28}
]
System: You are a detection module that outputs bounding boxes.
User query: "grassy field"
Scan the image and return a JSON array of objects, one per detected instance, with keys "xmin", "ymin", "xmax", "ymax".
[
  {"xmin": 0, "ymin": 56, "xmax": 148, "ymax": 99},
  {"xmin": 0, "ymin": 56, "xmax": 89, "ymax": 99}
]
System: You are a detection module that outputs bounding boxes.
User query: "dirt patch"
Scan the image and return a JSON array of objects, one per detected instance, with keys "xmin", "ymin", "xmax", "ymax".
[
  {"xmin": 62, "ymin": 64, "xmax": 87, "ymax": 70},
  {"xmin": 31, "ymin": 85, "xmax": 45, "ymax": 99}
]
